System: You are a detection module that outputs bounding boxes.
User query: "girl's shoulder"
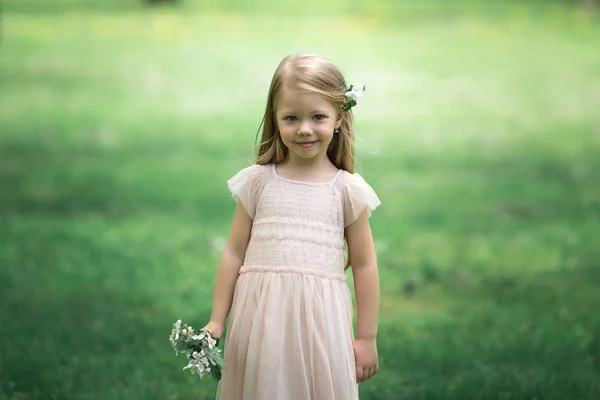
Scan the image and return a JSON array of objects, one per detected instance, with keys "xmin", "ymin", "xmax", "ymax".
[
  {"xmin": 234, "ymin": 163, "xmax": 272, "ymax": 175},
  {"xmin": 228, "ymin": 163, "xmax": 274, "ymax": 185},
  {"xmin": 335, "ymin": 169, "xmax": 377, "ymax": 193},
  {"xmin": 226, "ymin": 163, "xmax": 274, "ymax": 219},
  {"xmin": 335, "ymin": 170, "xmax": 381, "ymax": 226}
]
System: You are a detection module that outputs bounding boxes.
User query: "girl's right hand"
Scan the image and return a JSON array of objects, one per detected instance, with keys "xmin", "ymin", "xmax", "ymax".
[{"xmin": 201, "ymin": 321, "xmax": 224, "ymax": 341}]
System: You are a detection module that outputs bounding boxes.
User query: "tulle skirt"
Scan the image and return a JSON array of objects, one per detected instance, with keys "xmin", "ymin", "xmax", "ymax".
[{"xmin": 216, "ymin": 267, "xmax": 359, "ymax": 400}]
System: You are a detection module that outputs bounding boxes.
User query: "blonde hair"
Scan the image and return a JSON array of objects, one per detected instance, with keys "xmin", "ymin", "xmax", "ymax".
[{"xmin": 255, "ymin": 53, "xmax": 355, "ymax": 173}]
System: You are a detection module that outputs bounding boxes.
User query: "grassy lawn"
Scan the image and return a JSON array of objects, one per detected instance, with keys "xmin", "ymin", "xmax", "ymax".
[{"xmin": 1, "ymin": 1, "xmax": 599, "ymax": 399}]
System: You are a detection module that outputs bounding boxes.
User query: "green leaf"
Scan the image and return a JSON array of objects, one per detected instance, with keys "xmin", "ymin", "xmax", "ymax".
[
  {"xmin": 211, "ymin": 366, "xmax": 222, "ymax": 381},
  {"xmin": 175, "ymin": 340, "xmax": 187, "ymax": 353}
]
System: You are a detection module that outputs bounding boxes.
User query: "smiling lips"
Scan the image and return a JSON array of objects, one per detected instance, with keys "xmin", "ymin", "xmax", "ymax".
[{"xmin": 296, "ymin": 141, "xmax": 318, "ymax": 148}]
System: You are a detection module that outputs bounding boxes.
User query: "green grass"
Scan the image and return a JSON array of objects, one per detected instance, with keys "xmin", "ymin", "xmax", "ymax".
[{"xmin": 1, "ymin": 2, "xmax": 600, "ymax": 399}]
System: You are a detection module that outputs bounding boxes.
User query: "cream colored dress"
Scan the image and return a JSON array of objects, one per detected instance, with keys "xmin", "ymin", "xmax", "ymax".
[{"xmin": 216, "ymin": 163, "xmax": 380, "ymax": 400}]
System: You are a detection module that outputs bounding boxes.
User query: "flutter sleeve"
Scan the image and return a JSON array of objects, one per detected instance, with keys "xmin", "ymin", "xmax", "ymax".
[
  {"xmin": 343, "ymin": 173, "xmax": 381, "ymax": 227},
  {"xmin": 227, "ymin": 164, "xmax": 267, "ymax": 219}
]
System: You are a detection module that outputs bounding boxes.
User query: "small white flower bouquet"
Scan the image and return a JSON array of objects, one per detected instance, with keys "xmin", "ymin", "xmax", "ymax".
[{"xmin": 169, "ymin": 319, "xmax": 226, "ymax": 381}]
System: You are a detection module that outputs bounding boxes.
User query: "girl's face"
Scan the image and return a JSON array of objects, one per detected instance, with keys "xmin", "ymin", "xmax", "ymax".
[{"xmin": 275, "ymin": 86, "xmax": 342, "ymax": 164}]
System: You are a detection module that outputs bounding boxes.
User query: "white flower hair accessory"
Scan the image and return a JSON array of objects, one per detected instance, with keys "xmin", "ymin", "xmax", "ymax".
[{"xmin": 343, "ymin": 83, "xmax": 365, "ymax": 112}]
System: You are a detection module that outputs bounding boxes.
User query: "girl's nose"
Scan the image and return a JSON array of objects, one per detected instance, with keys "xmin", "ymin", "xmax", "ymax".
[{"xmin": 298, "ymin": 121, "xmax": 312, "ymax": 135}]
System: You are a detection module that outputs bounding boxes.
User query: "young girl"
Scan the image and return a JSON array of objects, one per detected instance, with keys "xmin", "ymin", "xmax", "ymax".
[{"xmin": 203, "ymin": 52, "xmax": 381, "ymax": 400}]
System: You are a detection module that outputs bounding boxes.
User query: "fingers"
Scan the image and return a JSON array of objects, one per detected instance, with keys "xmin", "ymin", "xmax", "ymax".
[
  {"xmin": 355, "ymin": 363, "xmax": 364, "ymax": 383},
  {"xmin": 354, "ymin": 346, "xmax": 362, "ymax": 383},
  {"xmin": 356, "ymin": 366, "xmax": 372, "ymax": 383},
  {"xmin": 357, "ymin": 364, "xmax": 379, "ymax": 383},
  {"xmin": 368, "ymin": 365, "xmax": 378, "ymax": 379}
]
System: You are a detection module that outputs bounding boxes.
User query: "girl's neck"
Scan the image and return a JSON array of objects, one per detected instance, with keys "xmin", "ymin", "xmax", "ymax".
[
  {"xmin": 277, "ymin": 155, "xmax": 338, "ymax": 181},
  {"xmin": 281, "ymin": 154, "xmax": 336, "ymax": 173}
]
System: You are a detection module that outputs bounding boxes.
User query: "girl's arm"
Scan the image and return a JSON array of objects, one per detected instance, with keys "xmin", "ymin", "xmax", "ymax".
[
  {"xmin": 204, "ymin": 200, "xmax": 253, "ymax": 338},
  {"xmin": 345, "ymin": 207, "xmax": 380, "ymax": 382}
]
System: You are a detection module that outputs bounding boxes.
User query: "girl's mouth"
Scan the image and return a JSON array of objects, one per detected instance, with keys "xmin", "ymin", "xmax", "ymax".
[{"xmin": 296, "ymin": 141, "xmax": 318, "ymax": 148}]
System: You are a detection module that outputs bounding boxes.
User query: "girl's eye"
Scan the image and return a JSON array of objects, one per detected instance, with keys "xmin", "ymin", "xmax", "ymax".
[
  {"xmin": 314, "ymin": 114, "xmax": 325, "ymax": 120},
  {"xmin": 284, "ymin": 116, "xmax": 298, "ymax": 121}
]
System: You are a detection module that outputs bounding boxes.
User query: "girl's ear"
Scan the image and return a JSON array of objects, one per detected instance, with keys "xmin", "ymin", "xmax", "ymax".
[{"xmin": 335, "ymin": 113, "xmax": 343, "ymax": 130}]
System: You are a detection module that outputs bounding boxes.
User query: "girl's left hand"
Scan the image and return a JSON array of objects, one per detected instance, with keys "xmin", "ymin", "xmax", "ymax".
[
  {"xmin": 201, "ymin": 321, "xmax": 224, "ymax": 342},
  {"xmin": 352, "ymin": 338, "xmax": 379, "ymax": 383}
]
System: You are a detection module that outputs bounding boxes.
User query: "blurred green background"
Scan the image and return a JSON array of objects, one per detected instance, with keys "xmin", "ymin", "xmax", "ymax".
[{"xmin": 1, "ymin": 0, "xmax": 600, "ymax": 399}]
